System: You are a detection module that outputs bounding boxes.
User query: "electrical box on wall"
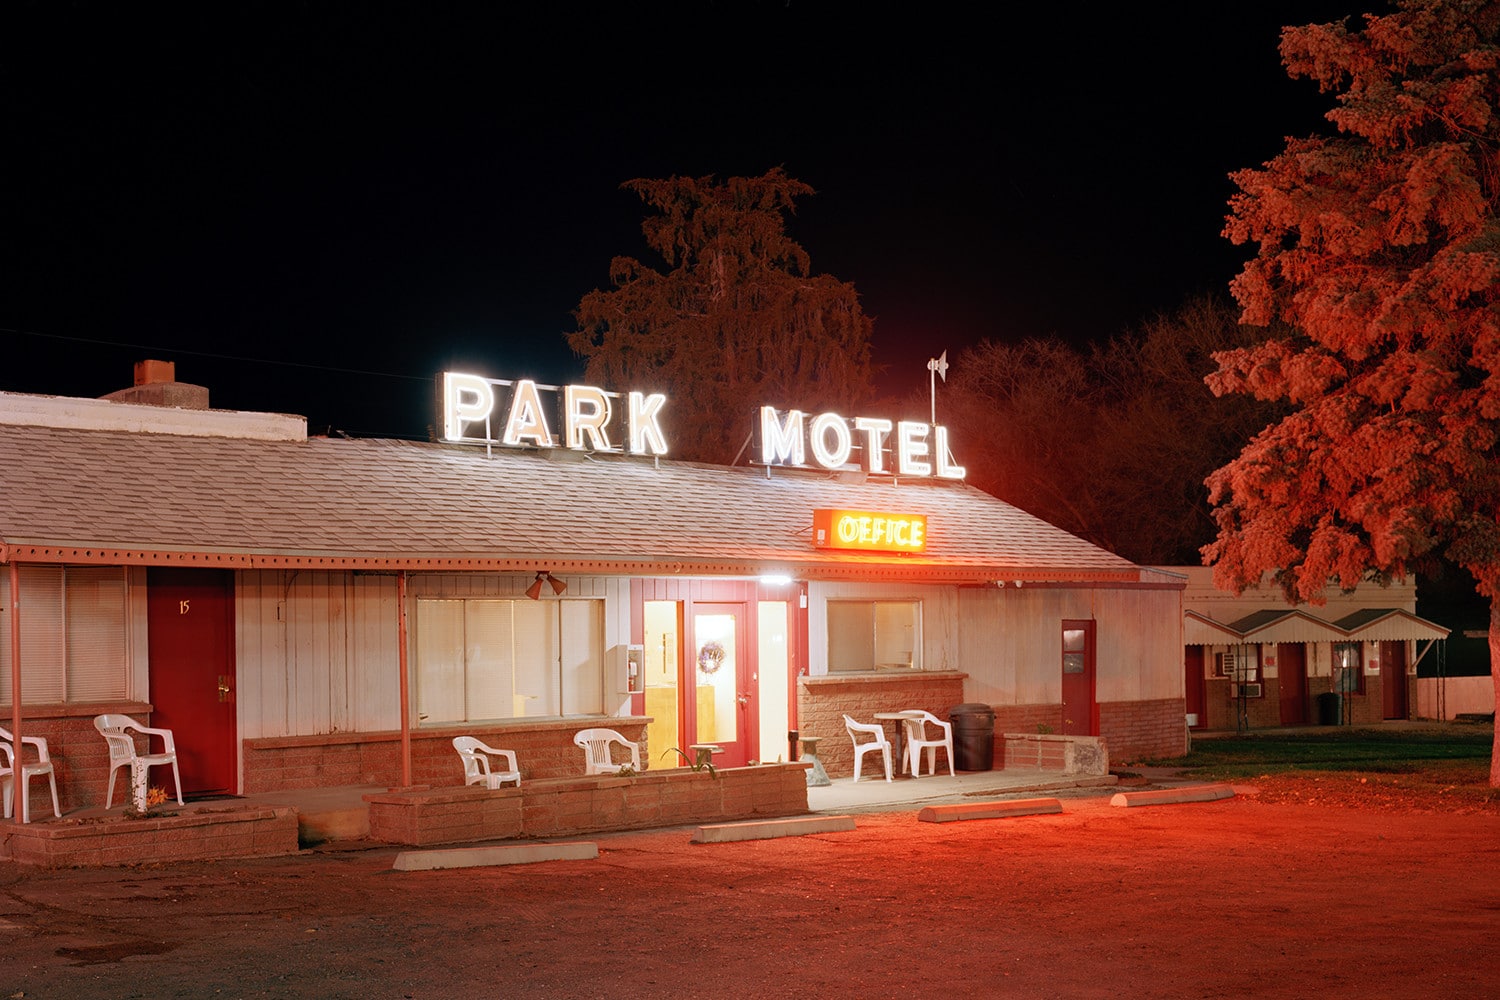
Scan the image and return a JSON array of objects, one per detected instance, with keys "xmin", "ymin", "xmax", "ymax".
[{"xmin": 626, "ymin": 643, "xmax": 644, "ymax": 694}]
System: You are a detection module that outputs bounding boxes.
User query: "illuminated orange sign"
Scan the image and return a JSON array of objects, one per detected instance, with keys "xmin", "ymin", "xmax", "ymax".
[{"xmin": 812, "ymin": 509, "xmax": 927, "ymax": 553}]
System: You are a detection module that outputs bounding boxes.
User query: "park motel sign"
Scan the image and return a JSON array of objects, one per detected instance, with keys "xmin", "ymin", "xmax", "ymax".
[{"xmin": 440, "ymin": 371, "xmax": 963, "ymax": 552}]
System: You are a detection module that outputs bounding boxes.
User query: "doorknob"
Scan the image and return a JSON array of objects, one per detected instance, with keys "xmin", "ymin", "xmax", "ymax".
[
  {"xmin": 736, "ymin": 693, "xmax": 749, "ymax": 705},
  {"xmin": 218, "ymin": 675, "xmax": 232, "ymax": 703}
]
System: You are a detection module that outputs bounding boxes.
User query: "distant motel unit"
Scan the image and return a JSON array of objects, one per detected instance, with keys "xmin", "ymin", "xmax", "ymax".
[
  {"xmin": 0, "ymin": 362, "xmax": 1187, "ymax": 811},
  {"xmin": 1171, "ymin": 566, "xmax": 1449, "ymax": 731}
]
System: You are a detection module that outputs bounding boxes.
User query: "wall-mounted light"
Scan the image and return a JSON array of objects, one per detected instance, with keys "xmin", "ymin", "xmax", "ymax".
[{"xmin": 526, "ymin": 571, "xmax": 569, "ymax": 600}]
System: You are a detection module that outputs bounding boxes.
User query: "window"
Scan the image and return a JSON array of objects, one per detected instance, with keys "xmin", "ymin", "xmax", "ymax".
[
  {"xmin": 414, "ymin": 597, "xmax": 604, "ymax": 724},
  {"xmin": 1214, "ymin": 649, "xmax": 1260, "ymax": 684},
  {"xmin": 827, "ymin": 600, "xmax": 920, "ymax": 672},
  {"xmin": 0, "ymin": 565, "xmax": 129, "ymax": 704},
  {"xmin": 1334, "ymin": 641, "xmax": 1365, "ymax": 695}
]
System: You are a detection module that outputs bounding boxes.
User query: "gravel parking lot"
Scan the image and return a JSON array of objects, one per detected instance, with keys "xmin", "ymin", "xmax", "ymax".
[{"xmin": 3, "ymin": 782, "xmax": 1497, "ymax": 999}]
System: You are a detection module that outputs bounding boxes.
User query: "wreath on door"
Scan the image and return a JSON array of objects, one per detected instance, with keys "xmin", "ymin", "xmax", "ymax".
[{"xmin": 697, "ymin": 640, "xmax": 726, "ymax": 675}]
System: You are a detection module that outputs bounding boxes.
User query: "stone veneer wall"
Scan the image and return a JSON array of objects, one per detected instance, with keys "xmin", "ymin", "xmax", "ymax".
[
  {"xmin": 365, "ymin": 762, "xmax": 810, "ymax": 847},
  {"xmin": 796, "ymin": 672, "xmax": 967, "ymax": 778}
]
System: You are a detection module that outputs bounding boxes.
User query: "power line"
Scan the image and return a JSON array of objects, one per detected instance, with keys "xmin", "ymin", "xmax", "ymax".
[{"xmin": 1, "ymin": 326, "xmax": 435, "ymax": 384}]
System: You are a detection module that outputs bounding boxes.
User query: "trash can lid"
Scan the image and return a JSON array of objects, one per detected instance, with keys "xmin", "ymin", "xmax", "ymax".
[{"xmin": 948, "ymin": 703, "xmax": 994, "ymax": 716}]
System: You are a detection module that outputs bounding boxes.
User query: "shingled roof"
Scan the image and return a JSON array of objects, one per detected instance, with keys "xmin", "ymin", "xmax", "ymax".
[{"xmin": 0, "ymin": 400, "xmax": 1147, "ymax": 584}]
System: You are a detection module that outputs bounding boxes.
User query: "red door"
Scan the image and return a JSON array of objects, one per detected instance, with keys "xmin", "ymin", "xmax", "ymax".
[
  {"xmin": 1380, "ymin": 641, "xmax": 1409, "ymax": 720},
  {"xmin": 1184, "ymin": 646, "xmax": 1206, "ymax": 729},
  {"xmin": 1061, "ymin": 620, "xmax": 1096, "ymax": 736},
  {"xmin": 147, "ymin": 568, "xmax": 237, "ymax": 796},
  {"xmin": 686, "ymin": 603, "xmax": 753, "ymax": 768},
  {"xmin": 1277, "ymin": 643, "xmax": 1308, "ymax": 725}
]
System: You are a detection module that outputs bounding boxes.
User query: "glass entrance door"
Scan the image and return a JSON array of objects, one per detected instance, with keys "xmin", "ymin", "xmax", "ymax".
[{"xmin": 691, "ymin": 605, "xmax": 750, "ymax": 767}]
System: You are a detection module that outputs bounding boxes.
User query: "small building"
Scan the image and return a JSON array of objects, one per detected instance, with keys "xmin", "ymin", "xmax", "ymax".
[
  {"xmin": 1, "ymin": 364, "xmax": 1188, "ymax": 813},
  {"xmin": 1171, "ymin": 566, "xmax": 1449, "ymax": 730}
]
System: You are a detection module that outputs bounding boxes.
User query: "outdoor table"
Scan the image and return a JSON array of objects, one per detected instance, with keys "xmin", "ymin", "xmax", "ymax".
[
  {"xmin": 688, "ymin": 743, "xmax": 724, "ymax": 769},
  {"xmin": 872, "ymin": 711, "xmax": 923, "ymax": 777}
]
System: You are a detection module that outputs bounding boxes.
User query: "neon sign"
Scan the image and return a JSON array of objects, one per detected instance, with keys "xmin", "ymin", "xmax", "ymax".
[
  {"xmin": 442, "ymin": 372, "xmax": 668, "ymax": 456},
  {"xmin": 813, "ymin": 509, "xmax": 928, "ymax": 553},
  {"xmin": 759, "ymin": 407, "xmax": 965, "ymax": 480}
]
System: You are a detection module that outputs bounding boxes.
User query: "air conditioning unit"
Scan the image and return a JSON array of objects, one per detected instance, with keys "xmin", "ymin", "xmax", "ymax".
[{"xmin": 1236, "ymin": 683, "xmax": 1263, "ymax": 698}]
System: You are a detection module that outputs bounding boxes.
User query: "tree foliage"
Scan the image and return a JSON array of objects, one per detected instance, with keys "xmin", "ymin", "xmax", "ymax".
[
  {"xmin": 941, "ymin": 295, "xmax": 1282, "ymax": 565},
  {"xmin": 1203, "ymin": 0, "xmax": 1500, "ymax": 781},
  {"xmin": 568, "ymin": 168, "xmax": 875, "ymax": 464}
]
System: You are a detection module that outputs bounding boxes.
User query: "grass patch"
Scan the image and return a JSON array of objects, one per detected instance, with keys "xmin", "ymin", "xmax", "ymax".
[{"xmin": 1140, "ymin": 726, "xmax": 1492, "ymax": 781}]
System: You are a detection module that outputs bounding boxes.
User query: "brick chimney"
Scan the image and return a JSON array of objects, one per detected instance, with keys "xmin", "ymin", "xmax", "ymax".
[{"xmin": 101, "ymin": 359, "xmax": 211, "ymax": 409}]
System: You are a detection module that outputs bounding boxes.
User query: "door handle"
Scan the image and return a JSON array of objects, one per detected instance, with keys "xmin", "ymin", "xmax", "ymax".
[
  {"xmin": 736, "ymin": 693, "xmax": 750, "ymax": 706},
  {"xmin": 218, "ymin": 675, "xmax": 233, "ymax": 703}
]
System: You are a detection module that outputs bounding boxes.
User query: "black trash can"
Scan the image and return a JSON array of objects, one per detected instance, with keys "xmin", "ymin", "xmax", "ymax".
[
  {"xmin": 949, "ymin": 703, "xmax": 996, "ymax": 771},
  {"xmin": 1316, "ymin": 692, "xmax": 1341, "ymax": 726}
]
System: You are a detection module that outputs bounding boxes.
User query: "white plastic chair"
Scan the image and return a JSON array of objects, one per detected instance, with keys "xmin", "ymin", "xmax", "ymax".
[
  {"xmin": 843, "ymin": 714, "xmax": 892, "ymax": 782},
  {"xmin": 901, "ymin": 710, "xmax": 955, "ymax": 776},
  {"xmin": 453, "ymin": 736, "xmax": 521, "ymax": 789},
  {"xmin": 573, "ymin": 727, "xmax": 641, "ymax": 775},
  {"xmin": 94, "ymin": 713, "xmax": 184, "ymax": 809},
  {"xmin": 1, "ymin": 726, "xmax": 62, "ymax": 824}
]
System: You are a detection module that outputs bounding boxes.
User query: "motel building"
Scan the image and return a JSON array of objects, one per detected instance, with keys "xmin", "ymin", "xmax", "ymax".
[{"xmin": 1, "ymin": 361, "xmax": 1192, "ymax": 816}]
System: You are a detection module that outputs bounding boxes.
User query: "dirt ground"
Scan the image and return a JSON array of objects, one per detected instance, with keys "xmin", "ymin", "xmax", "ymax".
[{"xmin": 2, "ymin": 778, "xmax": 1498, "ymax": 1000}]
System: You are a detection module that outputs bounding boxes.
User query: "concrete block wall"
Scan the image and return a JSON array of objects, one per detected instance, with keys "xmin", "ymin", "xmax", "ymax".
[
  {"xmin": 1099, "ymin": 697, "xmax": 1187, "ymax": 762},
  {"xmin": 243, "ymin": 719, "xmax": 651, "ymax": 794},
  {"xmin": 796, "ymin": 672, "xmax": 967, "ymax": 779},
  {"xmin": 0, "ymin": 703, "xmax": 155, "ymax": 814},
  {"xmin": 1, "ymin": 806, "xmax": 299, "ymax": 868},
  {"xmin": 366, "ymin": 762, "xmax": 811, "ymax": 847}
]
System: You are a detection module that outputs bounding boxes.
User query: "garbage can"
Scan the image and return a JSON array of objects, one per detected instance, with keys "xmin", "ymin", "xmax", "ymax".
[
  {"xmin": 949, "ymin": 703, "xmax": 996, "ymax": 771},
  {"xmin": 1316, "ymin": 692, "xmax": 1341, "ymax": 726}
]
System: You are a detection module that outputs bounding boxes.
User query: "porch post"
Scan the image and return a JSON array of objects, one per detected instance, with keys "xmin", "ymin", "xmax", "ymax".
[
  {"xmin": 398, "ymin": 569, "xmax": 411, "ymax": 787},
  {"xmin": 8, "ymin": 561, "xmax": 21, "ymax": 827}
]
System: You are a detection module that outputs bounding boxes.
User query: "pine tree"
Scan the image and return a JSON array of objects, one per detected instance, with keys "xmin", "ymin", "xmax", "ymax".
[
  {"xmin": 568, "ymin": 168, "xmax": 874, "ymax": 464},
  {"xmin": 1206, "ymin": 0, "xmax": 1500, "ymax": 782}
]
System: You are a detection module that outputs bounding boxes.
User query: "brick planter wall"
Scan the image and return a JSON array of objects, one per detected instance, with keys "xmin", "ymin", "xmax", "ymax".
[
  {"xmin": 0, "ymin": 805, "xmax": 299, "ymax": 868},
  {"xmin": 365, "ymin": 762, "xmax": 811, "ymax": 847}
]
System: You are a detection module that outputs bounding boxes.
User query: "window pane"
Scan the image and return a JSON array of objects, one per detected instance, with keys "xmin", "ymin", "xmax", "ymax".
[
  {"xmin": 0, "ymin": 566, "xmax": 65, "ymax": 703},
  {"xmin": 1063, "ymin": 628, "xmax": 1087, "ymax": 653},
  {"xmin": 465, "ymin": 601, "xmax": 517, "ymax": 720},
  {"xmin": 66, "ymin": 567, "xmax": 128, "ymax": 700},
  {"xmin": 827, "ymin": 602, "xmax": 874, "ymax": 672},
  {"xmin": 559, "ymin": 600, "xmax": 603, "ymax": 715},
  {"xmin": 415, "ymin": 600, "xmax": 465, "ymax": 724},
  {"xmin": 828, "ymin": 600, "xmax": 919, "ymax": 672},
  {"xmin": 514, "ymin": 600, "xmax": 556, "ymax": 716}
]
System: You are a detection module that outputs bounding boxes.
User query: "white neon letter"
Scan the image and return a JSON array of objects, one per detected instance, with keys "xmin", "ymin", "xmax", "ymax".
[
  {"xmin": 760, "ymin": 407, "xmax": 806, "ymax": 466},
  {"xmin": 853, "ymin": 416, "xmax": 892, "ymax": 473},
  {"xmin": 628, "ymin": 391, "xmax": 669, "ymax": 455},
  {"xmin": 442, "ymin": 372, "xmax": 496, "ymax": 441},
  {"xmin": 808, "ymin": 412, "xmax": 853, "ymax": 469},
  {"xmin": 934, "ymin": 425, "xmax": 966, "ymax": 479},
  {"xmin": 565, "ymin": 384, "xmax": 614, "ymax": 451},
  {"xmin": 502, "ymin": 379, "xmax": 554, "ymax": 447},
  {"xmin": 896, "ymin": 421, "xmax": 932, "ymax": 476}
]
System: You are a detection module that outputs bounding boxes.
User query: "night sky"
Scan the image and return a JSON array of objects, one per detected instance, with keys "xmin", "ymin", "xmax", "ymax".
[{"xmin": 3, "ymin": 2, "xmax": 1362, "ymax": 440}]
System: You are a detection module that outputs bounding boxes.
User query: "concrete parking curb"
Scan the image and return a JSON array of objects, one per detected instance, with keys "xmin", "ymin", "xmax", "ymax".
[
  {"xmin": 917, "ymin": 798, "xmax": 1063, "ymax": 823},
  {"xmin": 692, "ymin": 815, "xmax": 857, "ymax": 843},
  {"xmin": 1109, "ymin": 784, "xmax": 1235, "ymax": 808},
  {"xmin": 392, "ymin": 841, "xmax": 599, "ymax": 870}
]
